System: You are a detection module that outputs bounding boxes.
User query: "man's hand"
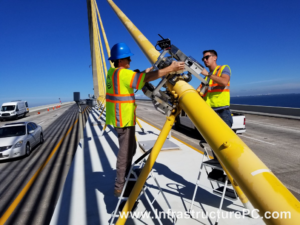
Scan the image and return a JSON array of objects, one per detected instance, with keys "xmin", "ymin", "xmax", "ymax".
[
  {"xmin": 145, "ymin": 67, "xmax": 153, "ymax": 73},
  {"xmin": 144, "ymin": 61, "xmax": 185, "ymax": 83},
  {"xmin": 201, "ymin": 68, "xmax": 209, "ymax": 76},
  {"xmin": 169, "ymin": 61, "xmax": 185, "ymax": 73}
]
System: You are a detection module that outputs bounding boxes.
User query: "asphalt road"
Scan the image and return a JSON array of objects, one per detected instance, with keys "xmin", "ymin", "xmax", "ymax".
[
  {"xmin": 0, "ymin": 103, "xmax": 91, "ymax": 225},
  {"xmin": 135, "ymin": 100, "xmax": 300, "ymax": 201}
]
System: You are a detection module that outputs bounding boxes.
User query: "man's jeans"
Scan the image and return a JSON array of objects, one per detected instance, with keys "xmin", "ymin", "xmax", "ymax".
[
  {"xmin": 212, "ymin": 108, "xmax": 233, "ymax": 159},
  {"xmin": 216, "ymin": 108, "xmax": 233, "ymax": 128},
  {"xmin": 115, "ymin": 126, "xmax": 137, "ymax": 191}
]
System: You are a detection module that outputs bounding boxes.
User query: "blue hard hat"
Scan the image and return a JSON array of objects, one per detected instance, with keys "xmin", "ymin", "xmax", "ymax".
[{"xmin": 108, "ymin": 43, "xmax": 134, "ymax": 61}]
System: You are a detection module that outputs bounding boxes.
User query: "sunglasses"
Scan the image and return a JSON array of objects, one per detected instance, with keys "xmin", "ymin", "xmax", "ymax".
[{"xmin": 202, "ymin": 55, "xmax": 213, "ymax": 62}]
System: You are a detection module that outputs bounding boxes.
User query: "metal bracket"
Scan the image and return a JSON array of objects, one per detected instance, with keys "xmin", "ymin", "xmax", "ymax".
[{"xmin": 142, "ymin": 43, "xmax": 209, "ymax": 116}]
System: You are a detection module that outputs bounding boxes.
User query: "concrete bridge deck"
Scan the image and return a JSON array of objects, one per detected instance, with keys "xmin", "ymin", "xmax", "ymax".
[{"xmin": 50, "ymin": 107, "xmax": 264, "ymax": 225}]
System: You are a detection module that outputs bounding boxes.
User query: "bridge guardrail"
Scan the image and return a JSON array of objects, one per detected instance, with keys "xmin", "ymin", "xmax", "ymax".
[
  {"xmin": 29, "ymin": 101, "xmax": 75, "ymax": 112},
  {"xmin": 136, "ymin": 99, "xmax": 300, "ymax": 119}
]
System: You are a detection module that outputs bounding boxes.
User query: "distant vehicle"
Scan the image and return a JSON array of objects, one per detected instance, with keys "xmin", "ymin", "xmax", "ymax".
[
  {"xmin": 175, "ymin": 110, "xmax": 246, "ymax": 134},
  {"xmin": 0, "ymin": 122, "xmax": 44, "ymax": 160},
  {"xmin": 0, "ymin": 101, "xmax": 29, "ymax": 121},
  {"xmin": 80, "ymin": 99, "xmax": 87, "ymax": 105}
]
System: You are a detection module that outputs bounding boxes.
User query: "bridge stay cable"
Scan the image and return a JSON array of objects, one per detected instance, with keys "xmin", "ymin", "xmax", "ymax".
[{"xmin": 87, "ymin": 0, "xmax": 110, "ymax": 106}]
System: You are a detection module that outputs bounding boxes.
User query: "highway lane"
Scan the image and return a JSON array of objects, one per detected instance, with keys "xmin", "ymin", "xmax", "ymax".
[
  {"xmin": 0, "ymin": 103, "xmax": 91, "ymax": 225},
  {"xmin": 136, "ymin": 100, "xmax": 300, "ymax": 201}
]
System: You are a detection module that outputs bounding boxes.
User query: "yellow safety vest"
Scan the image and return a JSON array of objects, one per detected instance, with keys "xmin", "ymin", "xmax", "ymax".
[
  {"xmin": 203, "ymin": 65, "xmax": 231, "ymax": 108},
  {"xmin": 105, "ymin": 67, "xmax": 145, "ymax": 128}
]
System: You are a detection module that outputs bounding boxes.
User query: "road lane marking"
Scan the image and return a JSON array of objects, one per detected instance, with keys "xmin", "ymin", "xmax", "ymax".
[
  {"xmin": 38, "ymin": 121, "xmax": 44, "ymax": 125},
  {"xmin": 247, "ymin": 120, "xmax": 300, "ymax": 133},
  {"xmin": 241, "ymin": 135, "xmax": 276, "ymax": 145},
  {"xmin": 0, "ymin": 107, "xmax": 89, "ymax": 225},
  {"xmin": 251, "ymin": 169, "xmax": 271, "ymax": 176}
]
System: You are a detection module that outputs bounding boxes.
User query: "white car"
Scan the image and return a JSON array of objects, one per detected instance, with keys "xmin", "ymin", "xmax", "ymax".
[{"xmin": 0, "ymin": 122, "xmax": 44, "ymax": 160}]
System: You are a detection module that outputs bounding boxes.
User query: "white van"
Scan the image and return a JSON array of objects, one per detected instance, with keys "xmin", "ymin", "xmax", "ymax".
[{"xmin": 0, "ymin": 101, "xmax": 28, "ymax": 121}]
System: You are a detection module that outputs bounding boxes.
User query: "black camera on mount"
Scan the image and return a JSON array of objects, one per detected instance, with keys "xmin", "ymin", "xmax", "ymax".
[
  {"xmin": 157, "ymin": 38, "xmax": 171, "ymax": 49},
  {"xmin": 156, "ymin": 34, "xmax": 171, "ymax": 51}
]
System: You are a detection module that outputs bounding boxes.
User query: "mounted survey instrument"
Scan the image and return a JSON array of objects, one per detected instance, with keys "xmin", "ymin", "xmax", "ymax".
[{"xmin": 142, "ymin": 35, "xmax": 209, "ymax": 116}]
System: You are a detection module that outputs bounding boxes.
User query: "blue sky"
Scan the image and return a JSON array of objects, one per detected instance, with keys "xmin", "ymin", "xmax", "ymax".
[{"xmin": 1, "ymin": 0, "xmax": 300, "ymax": 107}]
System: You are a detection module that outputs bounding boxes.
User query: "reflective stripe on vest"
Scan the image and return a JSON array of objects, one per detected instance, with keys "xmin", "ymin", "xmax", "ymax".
[
  {"xmin": 112, "ymin": 68, "xmax": 121, "ymax": 94},
  {"xmin": 203, "ymin": 65, "xmax": 231, "ymax": 107},
  {"xmin": 130, "ymin": 72, "xmax": 144, "ymax": 89},
  {"xmin": 199, "ymin": 66, "xmax": 220, "ymax": 92},
  {"xmin": 106, "ymin": 93, "xmax": 135, "ymax": 102}
]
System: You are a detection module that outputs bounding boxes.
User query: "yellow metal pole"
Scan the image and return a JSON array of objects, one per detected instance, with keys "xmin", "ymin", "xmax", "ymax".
[
  {"xmin": 96, "ymin": 99, "xmax": 101, "ymax": 109},
  {"xmin": 107, "ymin": 1, "xmax": 300, "ymax": 224},
  {"xmin": 166, "ymin": 80, "xmax": 300, "ymax": 225},
  {"xmin": 107, "ymin": 0, "xmax": 160, "ymax": 64},
  {"xmin": 98, "ymin": 105, "xmax": 105, "ymax": 120},
  {"xmin": 98, "ymin": 98, "xmax": 105, "ymax": 109},
  {"xmin": 93, "ymin": 0, "xmax": 113, "ymax": 69},
  {"xmin": 99, "ymin": 95, "xmax": 105, "ymax": 106},
  {"xmin": 136, "ymin": 118, "xmax": 145, "ymax": 133},
  {"xmin": 115, "ymin": 111, "xmax": 180, "ymax": 225}
]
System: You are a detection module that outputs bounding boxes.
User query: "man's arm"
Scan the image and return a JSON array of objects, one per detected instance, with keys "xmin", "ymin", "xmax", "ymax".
[
  {"xmin": 201, "ymin": 68, "xmax": 230, "ymax": 87},
  {"xmin": 144, "ymin": 61, "xmax": 185, "ymax": 83},
  {"xmin": 208, "ymin": 74, "xmax": 230, "ymax": 87}
]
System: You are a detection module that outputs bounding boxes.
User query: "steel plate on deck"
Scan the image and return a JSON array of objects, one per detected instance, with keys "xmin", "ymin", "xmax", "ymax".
[{"xmin": 138, "ymin": 139, "xmax": 180, "ymax": 152}]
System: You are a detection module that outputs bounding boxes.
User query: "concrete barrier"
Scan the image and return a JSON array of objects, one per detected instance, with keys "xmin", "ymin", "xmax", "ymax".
[
  {"xmin": 230, "ymin": 104, "xmax": 300, "ymax": 118},
  {"xmin": 136, "ymin": 99, "xmax": 300, "ymax": 119},
  {"xmin": 29, "ymin": 101, "xmax": 75, "ymax": 113}
]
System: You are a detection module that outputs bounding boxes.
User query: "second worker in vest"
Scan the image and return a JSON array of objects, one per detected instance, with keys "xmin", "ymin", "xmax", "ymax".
[
  {"xmin": 197, "ymin": 50, "xmax": 232, "ymax": 182},
  {"xmin": 106, "ymin": 43, "xmax": 185, "ymax": 197}
]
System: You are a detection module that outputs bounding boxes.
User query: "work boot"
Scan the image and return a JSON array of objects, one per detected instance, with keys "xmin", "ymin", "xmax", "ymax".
[
  {"xmin": 114, "ymin": 180, "xmax": 137, "ymax": 198},
  {"xmin": 114, "ymin": 189, "xmax": 122, "ymax": 197},
  {"xmin": 208, "ymin": 169, "xmax": 231, "ymax": 184}
]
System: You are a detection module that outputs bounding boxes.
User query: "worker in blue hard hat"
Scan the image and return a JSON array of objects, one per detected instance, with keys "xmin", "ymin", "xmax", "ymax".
[{"xmin": 106, "ymin": 42, "xmax": 185, "ymax": 197}]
